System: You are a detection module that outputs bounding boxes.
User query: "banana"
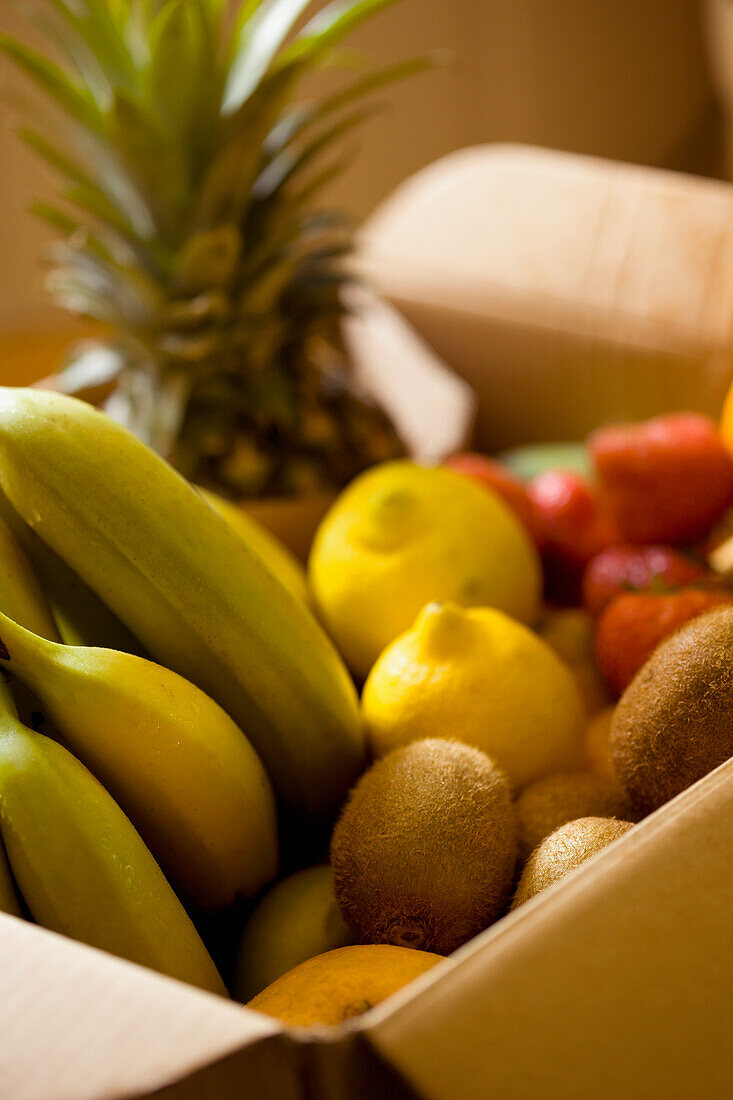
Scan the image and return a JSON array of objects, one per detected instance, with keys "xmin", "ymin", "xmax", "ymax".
[
  {"xmin": 0, "ymin": 388, "xmax": 364, "ymax": 821},
  {"xmin": 0, "ymin": 608, "xmax": 278, "ymax": 910},
  {"xmin": 0, "ymin": 835, "xmax": 23, "ymax": 918},
  {"xmin": 0, "ymin": 679, "xmax": 225, "ymax": 994},
  {"xmin": 0, "ymin": 514, "xmax": 62, "ymax": 729},
  {"xmin": 0, "ymin": 493, "xmax": 145, "ymax": 654},
  {"xmin": 0, "ymin": 512, "xmax": 60, "ymax": 641},
  {"xmin": 31, "ymin": 545, "xmax": 146, "ymax": 653},
  {"xmin": 196, "ymin": 486, "xmax": 309, "ymax": 606}
]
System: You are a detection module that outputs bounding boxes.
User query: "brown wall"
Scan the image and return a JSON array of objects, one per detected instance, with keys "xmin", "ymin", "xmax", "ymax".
[{"xmin": 0, "ymin": 0, "xmax": 719, "ymax": 336}]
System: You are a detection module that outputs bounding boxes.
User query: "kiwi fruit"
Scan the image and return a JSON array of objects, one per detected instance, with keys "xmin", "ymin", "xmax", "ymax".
[
  {"xmin": 515, "ymin": 771, "xmax": 635, "ymax": 861},
  {"xmin": 233, "ymin": 865, "xmax": 353, "ymax": 1002},
  {"xmin": 511, "ymin": 816, "xmax": 634, "ymax": 909},
  {"xmin": 611, "ymin": 606, "xmax": 733, "ymax": 814},
  {"xmin": 330, "ymin": 738, "xmax": 517, "ymax": 954}
]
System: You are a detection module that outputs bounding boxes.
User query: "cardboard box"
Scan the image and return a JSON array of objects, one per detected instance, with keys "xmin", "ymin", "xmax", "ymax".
[
  {"xmin": 2, "ymin": 148, "xmax": 732, "ymax": 1098},
  {"xmin": 358, "ymin": 145, "xmax": 733, "ymax": 450},
  {"xmin": 1, "ymin": 759, "xmax": 731, "ymax": 1099}
]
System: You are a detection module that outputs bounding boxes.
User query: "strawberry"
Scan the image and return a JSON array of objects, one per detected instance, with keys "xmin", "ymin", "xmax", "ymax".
[
  {"xmin": 527, "ymin": 470, "xmax": 618, "ymax": 604},
  {"xmin": 589, "ymin": 413, "xmax": 733, "ymax": 544},
  {"xmin": 594, "ymin": 586, "xmax": 733, "ymax": 696},
  {"xmin": 582, "ymin": 545, "xmax": 709, "ymax": 617},
  {"xmin": 445, "ymin": 452, "xmax": 539, "ymax": 539}
]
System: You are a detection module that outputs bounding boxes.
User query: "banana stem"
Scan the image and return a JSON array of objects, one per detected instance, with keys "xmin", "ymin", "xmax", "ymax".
[{"xmin": 0, "ymin": 608, "xmax": 56, "ymax": 696}]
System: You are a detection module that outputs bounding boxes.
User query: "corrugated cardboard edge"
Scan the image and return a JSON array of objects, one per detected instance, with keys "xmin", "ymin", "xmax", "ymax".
[
  {"xmin": 356, "ymin": 145, "xmax": 733, "ymax": 446},
  {"xmin": 1, "ymin": 762, "xmax": 731, "ymax": 1100},
  {"xmin": 358, "ymin": 144, "xmax": 733, "ymax": 352},
  {"xmin": 362, "ymin": 757, "xmax": 733, "ymax": 1100},
  {"xmin": 0, "ymin": 913, "xmax": 418, "ymax": 1100},
  {"xmin": 0, "ymin": 917, "xmax": 282, "ymax": 1100}
]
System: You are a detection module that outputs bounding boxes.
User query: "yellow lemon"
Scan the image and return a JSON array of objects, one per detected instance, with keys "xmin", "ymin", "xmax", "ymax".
[
  {"xmin": 308, "ymin": 461, "xmax": 541, "ymax": 679},
  {"xmin": 362, "ymin": 602, "xmax": 585, "ymax": 790},
  {"xmin": 247, "ymin": 944, "xmax": 444, "ymax": 1027}
]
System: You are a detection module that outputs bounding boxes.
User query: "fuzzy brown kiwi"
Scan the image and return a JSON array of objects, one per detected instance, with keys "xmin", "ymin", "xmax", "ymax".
[
  {"xmin": 611, "ymin": 606, "xmax": 733, "ymax": 814},
  {"xmin": 330, "ymin": 738, "xmax": 517, "ymax": 955},
  {"xmin": 511, "ymin": 816, "xmax": 634, "ymax": 909},
  {"xmin": 515, "ymin": 771, "xmax": 635, "ymax": 861}
]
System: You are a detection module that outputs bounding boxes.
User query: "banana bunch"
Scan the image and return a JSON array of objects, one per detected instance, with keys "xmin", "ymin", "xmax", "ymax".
[
  {"xmin": 0, "ymin": 386, "xmax": 368, "ymax": 993},
  {"xmin": 0, "ymin": 388, "xmax": 364, "ymax": 820},
  {"xmin": 0, "ymin": 678, "xmax": 225, "ymax": 995}
]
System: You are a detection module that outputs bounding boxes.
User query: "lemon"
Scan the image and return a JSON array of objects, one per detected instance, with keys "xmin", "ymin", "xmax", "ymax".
[
  {"xmin": 308, "ymin": 461, "xmax": 541, "ymax": 679},
  {"xmin": 362, "ymin": 602, "xmax": 585, "ymax": 790}
]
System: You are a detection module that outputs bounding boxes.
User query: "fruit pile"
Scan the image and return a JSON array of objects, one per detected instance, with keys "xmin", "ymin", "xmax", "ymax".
[{"xmin": 1, "ymin": 389, "xmax": 732, "ymax": 1030}]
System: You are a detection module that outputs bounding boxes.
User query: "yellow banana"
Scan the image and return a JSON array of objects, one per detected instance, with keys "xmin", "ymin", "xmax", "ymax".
[
  {"xmin": 0, "ymin": 494, "xmax": 145, "ymax": 654},
  {"xmin": 0, "ymin": 512, "xmax": 60, "ymax": 641},
  {"xmin": 0, "ymin": 835, "xmax": 23, "ymax": 918},
  {"xmin": 0, "ymin": 608, "xmax": 278, "ymax": 910},
  {"xmin": 0, "ymin": 388, "xmax": 364, "ymax": 821},
  {"xmin": 196, "ymin": 486, "xmax": 309, "ymax": 606},
  {"xmin": 0, "ymin": 680, "xmax": 225, "ymax": 994}
]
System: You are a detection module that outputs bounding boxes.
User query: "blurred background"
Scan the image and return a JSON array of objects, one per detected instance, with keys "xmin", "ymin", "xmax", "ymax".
[{"xmin": 1, "ymin": 0, "xmax": 732, "ymax": 347}]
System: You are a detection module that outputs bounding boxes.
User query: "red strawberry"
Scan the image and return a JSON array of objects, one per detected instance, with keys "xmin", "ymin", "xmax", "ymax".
[
  {"xmin": 582, "ymin": 545, "xmax": 710, "ymax": 618},
  {"xmin": 590, "ymin": 413, "xmax": 733, "ymax": 544},
  {"xmin": 445, "ymin": 453, "xmax": 539, "ymax": 539},
  {"xmin": 594, "ymin": 586, "xmax": 733, "ymax": 696},
  {"xmin": 528, "ymin": 470, "xmax": 618, "ymax": 604}
]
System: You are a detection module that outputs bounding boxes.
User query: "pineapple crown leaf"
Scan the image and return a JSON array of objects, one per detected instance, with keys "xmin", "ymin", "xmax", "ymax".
[
  {"xmin": 2, "ymin": 0, "xmax": 431, "ymax": 472},
  {"xmin": 286, "ymin": 0, "xmax": 394, "ymax": 64},
  {"xmin": 252, "ymin": 102, "xmax": 381, "ymax": 203},
  {"xmin": 3, "ymin": 0, "xmax": 430, "ymax": 257},
  {"xmin": 0, "ymin": 31, "xmax": 105, "ymax": 132},
  {"xmin": 39, "ymin": 0, "xmax": 138, "ymax": 90},
  {"xmin": 223, "ymin": 0, "xmax": 316, "ymax": 116}
]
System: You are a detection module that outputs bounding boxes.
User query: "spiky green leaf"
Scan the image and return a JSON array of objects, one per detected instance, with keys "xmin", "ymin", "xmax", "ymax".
[
  {"xmin": 254, "ymin": 104, "xmax": 379, "ymax": 200},
  {"xmin": 0, "ymin": 34, "xmax": 104, "ymax": 132},
  {"xmin": 282, "ymin": 0, "xmax": 397, "ymax": 66},
  {"xmin": 62, "ymin": 179, "xmax": 144, "ymax": 246},
  {"xmin": 222, "ymin": 0, "xmax": 314, "ymax": 115},
  {"xmin": 19, "ymin": 126, "xmax": 97, "ymax": 190},
  {"xmin": 196, "ymin": 64, "xmax": 297, "ymax": 226},
  {"xmin": 110, "ymin": 87, "xmax": 189, "ymax": 239},
  {"xmin": 148, "ymin": 1, "xmax": 206, "ymax": 148},
  {"xmin": 43, "ymin": 0, "xmax": 138, "ymax": 87}
]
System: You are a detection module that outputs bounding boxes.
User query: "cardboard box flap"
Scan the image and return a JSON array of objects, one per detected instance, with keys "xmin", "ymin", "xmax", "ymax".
[
  {"xmin": 342, "ymin": 287, "xmax": 476, "ymax": 463},
  {"xmin": 0, "ymin": 916, "xmax": 281, "ymax": 1100},
  {"xmin": 356, "ymin": 146, "xmax": 733, "ymax": 447},
  {"xmin": 365, "ymin": 758, "xmax": 733, "ymax": 1100},
  {"xmin": 358, "ymin": 145, "xmax": 733, "ymax": 352}
]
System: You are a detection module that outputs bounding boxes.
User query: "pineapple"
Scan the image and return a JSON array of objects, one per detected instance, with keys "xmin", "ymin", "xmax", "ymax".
[{"xmin": 0, "ymin": 0, "xmax": 427, "ymax": 497}]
